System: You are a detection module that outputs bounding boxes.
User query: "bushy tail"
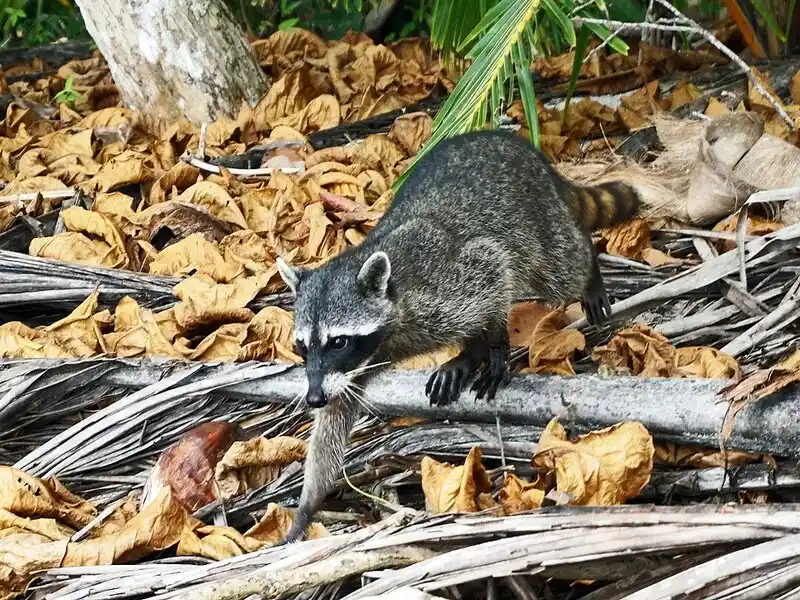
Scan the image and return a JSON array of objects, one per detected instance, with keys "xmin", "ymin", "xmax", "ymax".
[
  {"xmin": 283, "ymin": 401, "xmax": 359, "ymax": 543},
  {"xmin": 566, "ymin": 181, "xmax": 641, "ymax": 231}
]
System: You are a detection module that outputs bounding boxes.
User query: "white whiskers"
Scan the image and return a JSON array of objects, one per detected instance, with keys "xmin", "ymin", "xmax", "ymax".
[
  {"xmin": 345, "ymin": 361, "xmax": 391, "ymax": 378},
  {"xmin": 341, "ymin": 381, "xmax": 379, "ymax": 418}
]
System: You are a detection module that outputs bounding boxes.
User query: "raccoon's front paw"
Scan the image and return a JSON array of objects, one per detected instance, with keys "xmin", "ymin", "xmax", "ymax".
[
  {"xmin": 581, "ymin": 289, "xmax": 612, "ymax": 327},
  {"xmin": 425, "ymin": 354, "xmax": 477, "ymax": 406},
  {"xmin": 471, "ymin": 351, "xmax": 510, "ymax": 401}
]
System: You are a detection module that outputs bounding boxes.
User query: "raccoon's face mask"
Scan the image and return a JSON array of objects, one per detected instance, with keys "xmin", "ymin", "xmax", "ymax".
[{"xmin": 277, "ymin": 251, "xmax": 395, "ymax": 408}]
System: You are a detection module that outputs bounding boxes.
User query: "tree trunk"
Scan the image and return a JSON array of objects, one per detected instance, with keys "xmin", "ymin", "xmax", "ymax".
[{"xmin": 74, "ymin": 0, "xmax": 268, "ymax": 124}]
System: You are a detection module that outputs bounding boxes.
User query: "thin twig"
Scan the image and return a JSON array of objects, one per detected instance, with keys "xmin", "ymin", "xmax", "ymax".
[
  {"xmin": 654, "ymin": 0, "xmax": 792, "ymax": 127},
  {"xmin": 0, "ymin": 188, "xmax": 75, "ymax": 204},
  {"xmin": 572, "ymin": 14, "xmax": 793, "ymax": 128},
  {"xmin": 197, "ymin": 122, "xmax": 208, "ymax": 160},
  {"xmin": 181, "ymin": 155, "xmax": 303, "ymax": 178}
]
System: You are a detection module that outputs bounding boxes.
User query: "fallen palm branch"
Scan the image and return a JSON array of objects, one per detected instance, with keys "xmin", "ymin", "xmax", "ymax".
[
  {"xmin": 4, "ymin": 357, "xmax": 800, "ymax": 479},
  {"xmin": 0, "ymin": 250, "xmax": 292, "ymax": 317},
  {"xmin": 28, "ymin": 505, "xmax": 800, "ymax": 600}
]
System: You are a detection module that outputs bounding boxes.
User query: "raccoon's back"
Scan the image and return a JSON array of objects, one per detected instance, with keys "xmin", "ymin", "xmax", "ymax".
[{"xmin": 372, "ymin": 131, "xmax": 577, "ymax": 265}]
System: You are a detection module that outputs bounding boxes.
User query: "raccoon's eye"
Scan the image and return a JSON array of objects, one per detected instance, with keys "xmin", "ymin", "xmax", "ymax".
[
  {"xmin": 330, "ymin": 336, "xmax": 349, "ymax": 350},
  {"xmin": 294, "ymin": 340, "xmax": 307, "ymax": 358}
]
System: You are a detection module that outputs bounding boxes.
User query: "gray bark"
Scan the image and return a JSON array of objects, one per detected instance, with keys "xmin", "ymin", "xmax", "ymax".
[{"xmin": 74, "ymin": 0, "xmax": 267, "ymax": 124}]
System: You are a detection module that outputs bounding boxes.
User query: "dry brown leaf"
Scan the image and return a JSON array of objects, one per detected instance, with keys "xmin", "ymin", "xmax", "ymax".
[
  {"xmin": 705, "ymin": 97, "xmax": 731, "ymax": 118},
  {"xmin": 0, "ymin": 175, "xmax": 67, "ymax": 197},
  {"xmin": 238, "ymin": 188, "xmax": 279, "ymax": 231},
  {"xmin": 792, "ymin": 71, "xmax": 800, "ymax": 106},
  {"xmin": 394, "ymin": 346, "xmax": 460, "ymax": 369},
  {"xmin": 360, "ymin": 134, "xmax": 405, "ymax": 171},
  {"xmin": 172, "ymin": 275, "xmax": 260, "ymax": 331},
  {"xmin": 670, "ymin": 80, "xmax": 703, "ymax": 110},
  {"xmin": 177, "ymin": 524, "xmax": 255, "ymax": 560},
  {"xmin": 44, "ymin": 290, "xmax": 107, "ymax": 356},
  {"xmin": 177, "ymin": 181, "xmax": 249, "ymax": 230},
  {"xmin": 722, "ymin": 348, "xmax": 800, "ymax": 405},
  {"xmin": 238, "ymin": 306, "xmax": 301, "ymax": 363},
  {"xmin": 219, "ymin": 230, "xmax": 275, "ymax": 275},
  {"xmin": 251, "ymin": 68, "xmax": 318, "ymax": 130},
  {"xmin": 243, "ymin": 503, "xmax": 328, "ymax": 545},
  {"xmin": 215, "ymin": 437, "xmax": 308, "ymax": 499},
  {"xmin": 0, "ymin": 467, "xmax": 95, "ymax": 529},
  {"xmin": 104, "ymin": 297, "xmax": 188, "ymax": 358},
  {"xmin": 714, "ymin": 213, "xmax": 784, "ymax": 252},
  {"xmin": 63, "ymin": 488, "xmax": 191, "ymax": 565},
  {"xmin": 749, "ymin": 69, "xmax": 785, "ymax": 118},
  {"xmin": 65, "ymin": 206, "xmax": 128, "ymax": 264},
  {"xmin": 82, "ymin": 150, "xmax": 155, "ymax": 193},
  {"xmin": 526, "ymin": 309, "xmax": 585, "ymax": 376},
  {"xmin": 654, "ymin": 443, "xmax": 763, "ymax": 468},
  {"xmin": 275, "ymin": 94, "xmax": 341, "ymax": 133},
  {"xmin": 592, "ymin": 324, "xmax": 677, "ymax": 377},
  {"xmin": 147, "ymin": 233, "xmax": 243, "ymax": 282},
  {"xmin": 498, "ymin": 474, "xmax": 545, "ymax": 514},
  {"xmin": 599, "ymin": 218, "xmax": 676, "ymax": 266},
  {"xmin": 149, "ymin": 162, "xmax": 200, "ymax": 205},
  {"xmin": 0, "ymin": 322, "xmax": 74, "ymax": 359},
  {"xmin": 388, "ymin": 111, "xmax": 433, "ymax": 155},
  {"xmin": 675, "ymin": 346, "xmax": 740, "ymax": 379},
  {"xmin": 531, "ymin": 418, "xmax": 654, "ymax": 505},
  {"xmin": 420, "ymin": 447, "xmax": 495, "ymax": 514},
  {"xmin": 189, "ymin": 323, "xmax": 248, "ymax": 361},
  {"xmin": 37, "ymin": 128, "xmax": 94, "ymax": 158},
  {"xmin": 304, "ymin": 201, "xmax": 333, "ymax": 259}
]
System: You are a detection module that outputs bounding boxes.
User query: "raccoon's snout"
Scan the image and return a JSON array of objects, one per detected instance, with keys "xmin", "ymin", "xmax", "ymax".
[{"xmin": 306, "ymin": 389, "xmax": 327, "ymax": 408}]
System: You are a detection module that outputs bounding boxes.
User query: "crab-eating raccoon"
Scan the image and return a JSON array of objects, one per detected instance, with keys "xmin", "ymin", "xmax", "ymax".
[{"xmin": 277, "ymin": 129, "xmax": 641, "ymax": 541}]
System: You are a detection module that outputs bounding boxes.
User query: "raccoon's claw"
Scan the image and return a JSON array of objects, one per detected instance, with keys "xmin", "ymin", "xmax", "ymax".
[
  {"xmin": 471, "ymin": 354, "xmax": 510, "ymax": 401},
  {"xmin": 582, "ymin": 244, "xmax": 612, "ymax": 326},
  {"xmin": 426, "ymin": 354, "xmax": 476, "ymax": 406},
  {"xmin": 581, "ymin": 290, "xmax": 612, "ymax": 327}
]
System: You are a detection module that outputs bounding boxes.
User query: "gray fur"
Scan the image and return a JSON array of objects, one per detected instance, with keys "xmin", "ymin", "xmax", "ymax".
[
  {"xmin": 284, "ymin": 398, "xmax": 359, "ymax": 543},
  {"xmin": 281, "ymin": 130, "xmax": 639, "ymax": 541}
]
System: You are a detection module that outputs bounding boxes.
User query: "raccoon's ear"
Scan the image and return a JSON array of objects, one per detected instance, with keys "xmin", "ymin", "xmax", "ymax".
[
  {"xmin": 276, "ymin": 256, "xmax": 304, "ymax": 294},
  {"xmin": 357, "ymin": 251, "xmax": 391, "ymax": 298}
]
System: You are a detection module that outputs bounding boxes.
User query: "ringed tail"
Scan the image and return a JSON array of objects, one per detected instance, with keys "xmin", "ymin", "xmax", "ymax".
[{"xmin": 567, "ymin": 181, "xmax": 641, "ymax": 231}]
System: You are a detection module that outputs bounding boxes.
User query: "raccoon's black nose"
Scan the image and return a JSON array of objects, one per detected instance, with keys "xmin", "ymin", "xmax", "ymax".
[{"xmin": 306, "ymin": 390, "xmax": 327, "ymax": 408}]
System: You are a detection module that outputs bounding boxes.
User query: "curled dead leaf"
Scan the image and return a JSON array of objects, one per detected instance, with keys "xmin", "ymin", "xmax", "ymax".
[
  {"xmin": 675, "ymin": 346, "xmax": 740, "ymax": 379},
  {"xmin": 215, "ymin": 437, "xmax": 308, "ymax": 499},
  {"xmin": 532, "ymin": 418, "xmax": 654, "ymax": 505},
  {"xmin": 526, "ymin": 309, "xmax": 585, "ymax": 376},
  {"xmin": 243, "ymin": 503, "xmax": 328, "ymax": 546},
  {"xmin": 147, "ymin": 233, "xmax": 243, "ymax": 282},
  {"xmin": 388, "ymin": 111, "xmax": 433, "ymax": 155},
  {"xmin": 172, "ymin": 275, "xmax": 260, "ymax": 331},
  {"xmin": 420, "ymin": 447, "xmax": 495, "ymax": 514},
  {"xmin": 592, "ymin": 324, "xmax": 677, "ymax": 377},
  {"xmin": 498, "ymin": 474, "xmax": 545, "ymax": 514},
  {"xmin": 654, "ymin": 442, "xmax": 763, "ymax": 468}
]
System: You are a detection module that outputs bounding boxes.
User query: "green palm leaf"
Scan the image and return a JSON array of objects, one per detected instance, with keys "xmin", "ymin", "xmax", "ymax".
[{"xmin": 395, "ymin": 0, "xmax": 541, "ymax": 190}]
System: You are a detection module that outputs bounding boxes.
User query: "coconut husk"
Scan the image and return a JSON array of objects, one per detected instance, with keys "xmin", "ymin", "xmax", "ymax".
[{"xmin": 559, "ymin": 112, "xmax": 800, "ymax": 227}]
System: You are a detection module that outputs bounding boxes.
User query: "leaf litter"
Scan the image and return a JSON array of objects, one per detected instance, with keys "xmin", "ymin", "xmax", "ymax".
[{"xmin": 1, "ymin": 25, "xmax": 800, "ymax": 600}]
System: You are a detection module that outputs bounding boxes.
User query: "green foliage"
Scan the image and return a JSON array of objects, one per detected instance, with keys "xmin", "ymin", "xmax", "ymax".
[
  {"xmin": 54, "ymin": 74, "xmax": 83, "ymax": 105},
  {"xmin": 1, "ymin": 0, "xmax": 88, "ymax": 48},
  {"xmin": 392, "ymin": 0, "xmax": 647, "ymax": 193}
]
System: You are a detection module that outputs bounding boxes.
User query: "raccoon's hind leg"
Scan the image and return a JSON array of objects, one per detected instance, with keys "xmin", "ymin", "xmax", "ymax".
[
  {"xmin": 581, "ymin": 243, "xmax": 612, "ymax": 326},
  {"xmin": 426, "ymin": 321, "xmax": 510, "ymax": 406}
]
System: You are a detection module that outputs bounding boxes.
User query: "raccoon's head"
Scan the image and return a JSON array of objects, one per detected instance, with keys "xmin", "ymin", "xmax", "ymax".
[{"xmin": 277, "ymin": 251, "xmax": 396, "ymax": 409}]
